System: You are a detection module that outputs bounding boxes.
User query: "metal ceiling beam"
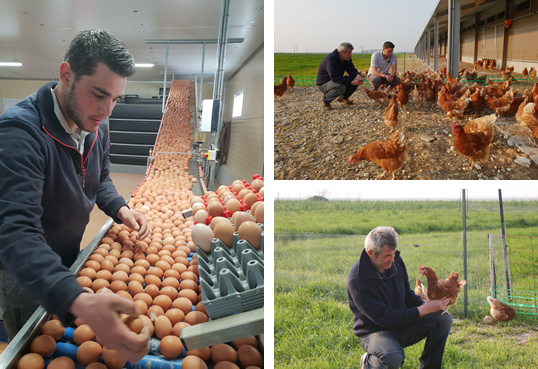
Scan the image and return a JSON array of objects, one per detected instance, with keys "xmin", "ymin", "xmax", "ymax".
[{"xmin": 145, "ymin": 38, "xmax": 244, "ymax": 44}]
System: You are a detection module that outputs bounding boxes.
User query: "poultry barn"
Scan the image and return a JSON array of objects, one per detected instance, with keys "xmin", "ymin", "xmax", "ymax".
[{"xmin": 0, "ymin": 1, "xmax": 264, "ymax": 368}]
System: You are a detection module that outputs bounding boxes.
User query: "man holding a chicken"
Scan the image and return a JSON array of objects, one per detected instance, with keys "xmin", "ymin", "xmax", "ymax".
[
  {"xmin": 346, "ymin": 226, "xmax": 452, "ymax": 369},
  {"xmin": 316, "ymin": 42, "xmax": 364, "ymax": 110},
  {"xmin": 368, "ymin": 41, "xmax": 401, "ymax": 91}
]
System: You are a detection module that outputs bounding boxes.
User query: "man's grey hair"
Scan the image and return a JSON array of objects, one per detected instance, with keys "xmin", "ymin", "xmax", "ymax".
[
  {"xmin": 364, "ymin": 226, "xmax": 398, "ymax": 256},
  {"xmin": 337, "ymin": 42, "xmax": 354, "ymax": 53}
]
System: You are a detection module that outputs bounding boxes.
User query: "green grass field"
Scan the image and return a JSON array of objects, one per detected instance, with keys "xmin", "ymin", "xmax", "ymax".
[
  {"xmin": 274, "ymin": 52, "xmax": 416, "ymax": 86},
  {"xmin": 275, "ymin": 200, "xmax": 538, "ymax": 368}
]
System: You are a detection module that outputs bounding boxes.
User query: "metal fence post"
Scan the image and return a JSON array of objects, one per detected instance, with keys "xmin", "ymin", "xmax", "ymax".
[
  {"xmin": 489, "ymin": 233, "xmax": 496, "ymax": 298},
  {"xmin": 498, "ymin": 189, "xmax": 513, "ymax": 301},
  {"xmin": 462, "ymin": 189, "xmax": 468, "ymax": 318}
]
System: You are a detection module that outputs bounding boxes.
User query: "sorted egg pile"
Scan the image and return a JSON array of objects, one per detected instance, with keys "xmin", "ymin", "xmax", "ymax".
[{"xmin": 17, "ymin": 80, "xmax": 263, "ymax": 368}]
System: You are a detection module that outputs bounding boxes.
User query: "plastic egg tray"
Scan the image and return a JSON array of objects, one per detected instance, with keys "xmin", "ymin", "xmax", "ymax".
[{"xmin": 196, "ymin": 228, "xmax": 264, "ymax": 320}]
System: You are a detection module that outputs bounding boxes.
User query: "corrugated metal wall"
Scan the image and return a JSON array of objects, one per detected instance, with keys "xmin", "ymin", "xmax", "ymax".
[
  {"xmin": 461, "ymin": 33, "xmax": 475, "ymax": 63},
  {"xmin": 506, "ymin": 10, "xmax": 538, "ymax": 72},
  {"xmin": 217, "ymin": 47, "xmax": 264, "ymax": 185}
]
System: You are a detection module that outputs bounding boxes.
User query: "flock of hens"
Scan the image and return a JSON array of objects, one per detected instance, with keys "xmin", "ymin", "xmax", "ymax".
[
  {"xmin": 415, "ymin": 265, "xmax": 516, "ymax": 324},
  {"xmin": 275, "ymin": 63, "xmax": 538, "ymax": 180}
]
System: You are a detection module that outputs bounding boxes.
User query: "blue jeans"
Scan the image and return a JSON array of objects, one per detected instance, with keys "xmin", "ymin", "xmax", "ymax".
[
  {"xmin": 0, "ymin": 270, "xmax": 38, "ymax": 342},
  {"xmin": 368, "ymin": 75, "xmax": 401, "ymax": 90},
  {"xmin": 318, "ymin": 81, "xmax": 358, "ymax": 104},
  {"xmin": 358, "ymin": 311, "xmax": 452, "ymax": 369}
]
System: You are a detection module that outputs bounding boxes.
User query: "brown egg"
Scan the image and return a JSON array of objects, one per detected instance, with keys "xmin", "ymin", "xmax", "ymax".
[
  {"xmin": 162, "ymin": 277, "xmax": 180, "ymax": 290},
  {"xmin": 17, "ymin": 353, "xmax": 45, "ymax": 369},
  {"xmin": 134, "ymin": 259, "xmax": 150, "ymax": 269},
  {"xmin": 41, "ymin": 319, "xmax": 65, "ymax": 340},
  {"xmin": 147, "ymin": 305, "xmax": 165, "ymax": 321},
  {"xmin": 133, "ymin": 292, "xmax": 153, "ymax": 308},
  {"xmin": 90, "ymin": 253, "xmax": 105, "ymax": 263},
  {"xmin": 164, "ymin": 268, "xmax": 180, "ymax": 280},
  {"xmin": 140, "ymin": 315, "xmax": 155, "ymax": 336},
  {"xmin": 250, "ymin": 202, "xmax": 261, "ymax": 217},
  {"xmin": 154, "ymin": 315, "xmax": 173, "ymax": 339},
  {"xmin": 180, "ymin": 279, "xmax": 198, "ymax": 291},
  {"xmin": 92, "ymin": 278, "xmax": 110, "ymax": 292},
  {"xmin": 238, "ymin": 344, "xmax": 263, "ymax": 368},
  {"xmin": 237, "ymin": 188, "xmax": 252, "ymax": 200},
  {"xmin": 145, "ymin": 274, "xmax": 162, "ymax": 288},
  {"xmin": 126, "ymin": 316, "xmax": 145, "ymax": 334},
  {"xmin": 100, "ymin": 259, "xmax": 115, "ymax": 272},
  {"xmin": 172, "ymin": 297, "xmax": 193, "ymax": 315},
  {"xmin": 86, "ymin": 363, "xmax": 106, "ymax": 369},
  {"xmin": 238, "ymin": 221, "xmax": 262, "ymax": 249},
  {"xmin": 154, "ymin": 295, "xmax": 173, "ymax": 311},
  {"xmin": 116, "ymin": 290, "xmax": 133, "ymax": 300},
  {"xmin": 111, "ymin": 271, "xmax": 129, "ymax": 283},
  {"xmin": 134, "ymin": 299, "xmax": 148, "ymax": 315},
  {"xmin": 155, "ymin": 260, "xmax": 171, "ymax": 272},
  {"xmin": 85, "ymin": 260, "xmax": 101, "ymax": 272},
  {"xmin": 181, "ymin": 355, "xmax": 208, "ymax": 369},
  {"xmin": 214, "ymin": 361, "xmax": 240, "ymax": 369},
  {"xmin": 207, "ymin": 201, "xmax": 224, "ymax": 217},
  {"xmin": 30, "ymin": 334, "xmax": 56, "ymax": 357},
  {"xmin": 185, "ymin": 311, "xmax": 208, "ymax": 326},
  {"xmin": 250, "ymin": 179, "xmax": 264, "ymax": 191},
  {"xmin": 102, "ymin": 347, "xmax": 127, "ymax": 369},
  {"xmin": 232, "ymin": 336, "xmax": 258, "ymax": 349},
  {"xmin": 243, "ymin": 193, "xmax": 258, "ymax": 208},
  {"xmin": 47, "ymin": 356, "xmax": 75, "ymax": 369},
  {"xmin": 147, "ymin": 266, "xmax": 165, "ymax": 279},
  {"xmin": 195, "ymin": 302, "xmax": 207, "ymax": 315},
  {"xmin": 233, "ymin": 212, "xmax": 256, "ymax": 232},
  {"xmin": 213, "ymin": 221, "xmax": 235, "ymax": 248},
  {"xmin": 172, "ymin": 321, "xmax": 191, "ymax": 337},
  {"xmin": 165, "ymin": 308, "xmax": 185, "ymax": 326},
  {"xmin": 226, "ymin": 199, "xmax": 241, "ymax": 214},
  {"xmin": 146, "ymin": 254, "xmax": 160, "ymax": 266},
  {"xmin": 181, "ymin": 271, "xmax": 198, "ymax": 283},
  {"xmin": 76, "ymin": 276, "xmax": 93, "ymax": 288},
  {"xmin": 76, "ymin": 341, "xmax": 103, "ymax": 365},
  {"xmin": 128, "ymin": 280, "xmax": 144, "ymax": 297},
  {"xmin": 131, "ymin": 265, "xmax": 148, "ymax": 276},
  {"xmin": 178, "ymin": 289, "xmax": 199, "ymax": 305},
  {"xmin": 186, "ymin": 346, "xmax": 211, "ymax": 361},
  {"xmin": 114, "ymin": 263, "xmax": 130, "ymax": 274},
  {"xmin": 159, "ymin": 335, "xmax": 184, "ymax": 359},
  {"xmin": 79, "ymin": 267, "xmax": 97, "ymax": 280},
  {"xmin": 210, "ymin": 216, "xmax": 230, "ymax": 229},
  {"xmin": 254, "ymin": 203, "xmax": 264, "ymax": 224},
  {"xmin": 73, "ymin": 324, "xmax": 96, "ymax": 345},
  {"xmin": 110, "ymin": 280, "xmax": 128, "ymax": 293},
  {"xmin": 231, "ymin": 182, "xmax": 245, "ymax": 193},
  {"xmin": 95, "ymin": 270, "xmax": 112, "ymax": 282},
  {"xmin": 211, "ymin": 343, "xmax": 238, "ymax": 364}
]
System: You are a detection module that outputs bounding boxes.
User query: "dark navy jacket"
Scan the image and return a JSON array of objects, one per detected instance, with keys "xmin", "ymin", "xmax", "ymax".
[
  {"xmin": 316, "ymin": 49, "xmax": 360, "ymax": 86},
  {"xmin": 0, "ymin": 82, "xmax": 127, "ymax": 324},
  {"xmin": 346, "ymin": 249, "xmax": 424, "ymax": 336}
]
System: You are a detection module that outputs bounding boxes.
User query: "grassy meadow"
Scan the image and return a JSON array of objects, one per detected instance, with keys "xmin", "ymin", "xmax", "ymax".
[
  {"xmin": 274, "ymin": 200, "xmax": 538, "ymax": 368},
  {"xmin": 274, "ymin": 52, "xmax": 416, "ymax": 86}
]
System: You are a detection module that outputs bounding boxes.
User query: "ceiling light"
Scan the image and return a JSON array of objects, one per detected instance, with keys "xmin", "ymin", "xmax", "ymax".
[
  {"xmin": 135, "ymin": 63, "xmax": 154, "ymax": 68},
  {"xmin": 0, "ymin": 62, "xmax": 23, "ymax": 66}
]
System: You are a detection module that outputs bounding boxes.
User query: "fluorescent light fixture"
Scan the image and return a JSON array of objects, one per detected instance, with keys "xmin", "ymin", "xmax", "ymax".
[
  {"xmin": 135, "ymin": 63, "xmax": 154, "ymax": 68},
  {"xmin": 0, "ymin": 62, "xmax": 22, "ymax": 66}
]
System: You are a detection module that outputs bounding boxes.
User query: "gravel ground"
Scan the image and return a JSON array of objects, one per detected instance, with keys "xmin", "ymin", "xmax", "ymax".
[{"xmin": 274, "ymin": 59, "xmax": 538, "ymax": 180}]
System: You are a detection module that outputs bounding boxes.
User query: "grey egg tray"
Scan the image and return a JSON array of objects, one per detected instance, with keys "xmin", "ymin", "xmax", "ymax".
[{"xmin": 196, "ymin": 228, "xmax": 264, "ymax": 320}]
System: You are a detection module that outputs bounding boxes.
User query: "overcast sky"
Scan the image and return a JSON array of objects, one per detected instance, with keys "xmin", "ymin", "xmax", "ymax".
[
  {"xmin": 274, "ymin": 181, "xmax": 538, "ymax": 201},
  {"xmin": 274, "ymin": 0, "xmax": 438, "ymax": 53}
]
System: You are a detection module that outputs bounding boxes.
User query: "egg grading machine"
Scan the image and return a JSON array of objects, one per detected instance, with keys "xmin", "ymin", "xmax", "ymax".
[{"xmin": 0, "ymin": 79, "xmax": 263, "ymax": 367}]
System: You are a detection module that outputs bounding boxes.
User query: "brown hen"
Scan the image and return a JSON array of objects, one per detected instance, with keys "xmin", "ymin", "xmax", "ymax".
[
  {"xmin": 487, "ymin": 296, "xmax": 516, "ymax": 322},
  {"xmin": 348, "ymin": 129, "xmax": 406, "ymax": 180},
  {"xmin": 419, "ymin": 265, "xmax": 466, "ymax": 315}
]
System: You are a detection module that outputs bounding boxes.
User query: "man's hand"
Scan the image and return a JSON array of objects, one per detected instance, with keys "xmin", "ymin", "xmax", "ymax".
[
  {"xmin": 386, "ymin": 74, "xmax": 394, "ymax": 82},
  {"xmin": 69, "ymin": 293, "xmax": 150, "ymax": 363},
  {"xmin": 351, "ymin": 75, "xmax": 364, "ymax": 86},
  {"xmin": 116, "ymin": 207, "xmax": 149, "ymax": 240},
  {"xmin": 418, "ymin": 297, "xmax": 451, "ymax": 316}
]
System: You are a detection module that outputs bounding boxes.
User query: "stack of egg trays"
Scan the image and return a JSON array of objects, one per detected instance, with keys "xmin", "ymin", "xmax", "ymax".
[{"xmin": 196, "ymin": 227, "xmax": 264, "ymax": 320}]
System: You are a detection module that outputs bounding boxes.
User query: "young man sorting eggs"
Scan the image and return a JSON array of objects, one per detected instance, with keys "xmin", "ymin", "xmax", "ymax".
[
  {"xmin": 346, "ymin": 226, "xmax": 452, "ymax": 369},
  {"xmin": 0, "ymin": 30, "xmax": 150, "ymax": 362}
]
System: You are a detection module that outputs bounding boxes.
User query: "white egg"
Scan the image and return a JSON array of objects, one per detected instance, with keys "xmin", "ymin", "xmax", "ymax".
[
  {"xmin": 193, "ymin": 209, "xmax": 208, "ymax": 224},
  {"xmin": 191, "ymin": 224, "xmax": 214, "ymax": 252}
]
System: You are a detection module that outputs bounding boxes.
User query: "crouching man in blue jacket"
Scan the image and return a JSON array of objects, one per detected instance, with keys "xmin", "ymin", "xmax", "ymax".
[
  {"xmin": 346, "ymin": 226, "xmax": 452, "ymax": 369},
  {"xmin": 0, "ymin": 29, "xmax": 150, "ymax": 363}
]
